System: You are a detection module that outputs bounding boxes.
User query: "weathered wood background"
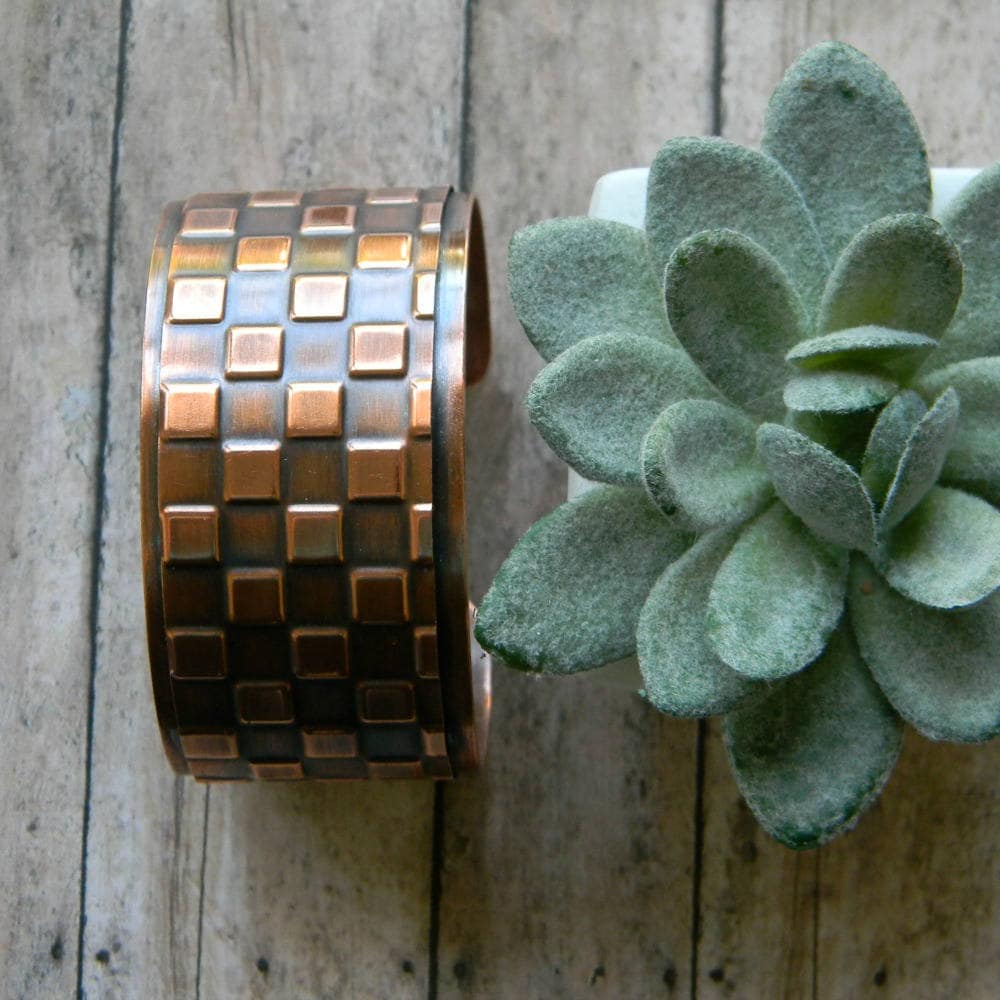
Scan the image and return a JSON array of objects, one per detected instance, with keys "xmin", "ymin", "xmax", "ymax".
[{"xmin": 2, "ymin": 1, "xmax": 997, "ymax": 997}]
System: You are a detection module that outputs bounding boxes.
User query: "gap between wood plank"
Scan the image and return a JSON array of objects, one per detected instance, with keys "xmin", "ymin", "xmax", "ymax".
[
  {"xmin": 689, "ymin": 720, "xmax": 708, "ymax": 999},
  {"xmin": 711, "ymin": 0, "xmax": 726, "ymax": 136},
  {"xmin": 428, "ymin": 3, "xmax": 476, "ymax": 998},
  {"xmin": 194, "ymin": 787, "xmax": 211, "ymax": 1000},
  {"xmin": 458, "ymin": 0, "xmax": 477, "ymax": 193},
  {"xmin": 427, "ymin": 784, "xmax": 446, "ymax": 1000},
  {"xmin": 690, "ymin": 6, "xmax": 726, "ymax": 998},
  {"xmin": 812, "ymin": 848, "xmax": 821, "ymax": 1000},
  {"xmin": 74, "ymin": 2, "xmax": 133, "ymax": 996}
]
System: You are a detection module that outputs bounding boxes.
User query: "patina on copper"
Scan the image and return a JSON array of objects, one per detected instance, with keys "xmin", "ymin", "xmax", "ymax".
[{"xmin": 141, "ymin": 187, "xmax": 491, "ymax": 780}]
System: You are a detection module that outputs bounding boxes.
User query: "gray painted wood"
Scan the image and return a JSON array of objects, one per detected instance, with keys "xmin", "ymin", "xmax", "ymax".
[
  {"xmin": 0, "ymin": 3, "xmax": 121, "ymax": 995},
  {"xmin": 83, "ymin": 2, "xmax": 463, "ymax": 997},
  {"xmin": 3, "ymin": 1, "xmax": 999, "ymax": 997},
  {"xmin": 697, "ymin": 720, "xmax": 817, "ymax": 998},
  {"xmin": 437, "ymin": 3, "xmax": 715, "ymax": 997}
]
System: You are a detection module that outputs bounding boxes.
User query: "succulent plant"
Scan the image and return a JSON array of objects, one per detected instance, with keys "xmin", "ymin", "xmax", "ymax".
[{"xmin": 476, "ymin": 42, "xmax": 1000, "ymax": 849}]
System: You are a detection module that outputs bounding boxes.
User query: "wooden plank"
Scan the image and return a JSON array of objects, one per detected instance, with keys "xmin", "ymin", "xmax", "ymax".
[
  {"xmin": 819, "ymin": 734, "xmax": 999, "ymax": 999},
  {"xmin": 437, "ymin": 3, "xmax": 717, "ymax": 996},
  {"xmin": 703, "ymin": 4, "xmax": 1000, "ymax": 996},
  {"xmin": 83, "ymin": 2, "xmax": 465, "ymax": 998},
  {"xmin": 696, "ymin": 720, "xmax": 817, "ymax": 998},
  {"xmin": 721, "ymin": 0, "xmax": 1000, "ymax": 168},
  {"xmin": 0, "ymin": 3, "xmax": 121, "ymax": 996}
]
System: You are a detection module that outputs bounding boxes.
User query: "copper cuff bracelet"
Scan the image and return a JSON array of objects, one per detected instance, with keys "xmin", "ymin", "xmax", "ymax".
[{"xmin": 140, "ymin": 186, "xmax": 491, "ymax": 781}]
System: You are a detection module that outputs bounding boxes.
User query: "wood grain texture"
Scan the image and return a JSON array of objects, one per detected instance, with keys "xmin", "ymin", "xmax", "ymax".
[
  {"xmin": 440, "ymin": 2, "xmax": 715, "ymax": 997},
  {"xmin": 696, "ymin": 720, "xmax": 817, "ymax": 999},
  {"xmin": 3, "ymin": 1, "xmax": 999, "ymax": 997},
  {"xmin": 0, "ymin": 3, "xmax": 121, "ymax": 996},
  {"xmin": 707, "ymin": 4, "xmax": 1000, "ymax": 997},
  {"xmin": 818, "ymin": 733, "xmax": 1000, "ymax": 1000},
  {"xmin": 83, "ymin": 2, "xmax": 464, "ymax": 997},
  {"xmin": 721, "ymin": 0, "xmax": 1000, "ymax": 164}
]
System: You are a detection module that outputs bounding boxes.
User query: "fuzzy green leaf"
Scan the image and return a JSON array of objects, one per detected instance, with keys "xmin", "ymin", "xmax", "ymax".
[
  {"xmin": 850, "ymin": 556, "xmax": 1000, "ymax": 742},
  {"xmin": 786, "ymin": 326, "xmax": 938, "ymax": 372},
  {"xmin": 507, "ymin": 217, "xmax": 675, "ymax": 362},
  {"xmin": 757, "ymin": 424, "xmax": 877, "ymax": 550},
  {"xmin": 724, "ymin": 624, "xmax": 903, "ymax": 850},
  {"xmin": 475, "ymin": 486, "xmax": 692, "ymax": 674},
  {"xmin": 641, "ymin": 399, "xmax": 773, "ymax": 529},
  {"xmin": 881, "ymin": 389, "xmax": 959, "ymax": 529},
  {"xmin": 664, "ymin": 229, "xmax": 808, "ymax": 420},
  {"xmin": 646, "ymin": 137, "xmax": 828, "ymax": 313},
  {"xmin": 916, "ymin": 357, "xmax": 1000, "ymax": 505},
  {"xmin": 879, "ymin": 486, "xmax": 1000, "ymax": 608},
  {"xmin": 784, "ymin": 370, "xmax": 897, "ymax": 414},
  {"xmin": 526, "ymin": 333, "xmax": 718, "ymax": 485},
  {"xmin": 707, "ymin": 504, "xmax": 848, "ymax": 679},
  {"xmin": 861, "ymin": 391, "xmax": 928, "ymax": 503},
  {"xmin": 816, "ymin": 215, "xmax": 961, "ymax": 339},
  {"xmin": 761, "ymin": 42, "xmax": 930, "ymax": 259},
  {"xmin": 928, "ymin": 163, "xmax": 1000, "ymax": 369},
  {"xmin": 637, "ymin": 528, "xmax": 757, "ymax": 717},
  {"xmin": 785, "ymin": 409, "xmax": 878, "ymax": 470}
]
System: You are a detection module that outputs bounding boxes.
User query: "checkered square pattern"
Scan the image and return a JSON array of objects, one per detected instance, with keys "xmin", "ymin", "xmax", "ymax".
[{"xmin": 152, "ymin": 188, "xmax": 451, "ymax": 780}]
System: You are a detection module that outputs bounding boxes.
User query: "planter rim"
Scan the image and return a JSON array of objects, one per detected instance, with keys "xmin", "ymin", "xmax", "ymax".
[{"xmin": 588, "ymin": 165, "xmax": 983, "ymax": 228}]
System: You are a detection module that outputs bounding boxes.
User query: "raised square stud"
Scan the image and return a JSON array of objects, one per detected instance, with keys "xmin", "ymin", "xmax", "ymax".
[
  {"xmin": 179, "ymin": 731, "xmax": 239, "ymax": 759},
  {"xmin": 422, "ymin": 729, "xmax": 448, "ymax": 758},
  {"xmin": 250, "ymin": 761, "xmax": 304, "ymax": 780},
  {"xmin": 188, "ymin": 760, "xmax": 242, "ymax": 781},
  {"xmin": 236, "ymin": 681, "xmax": 294, "ymax": 724},
  {"xmin": 162, "ymin": 505, "xmax": 220, "ymax": 563},
  {"xmin": 347, "ymin": 441, "xmax": 406, "ymax": 500},
  {"xmin": 414, "ymin": 626, "xmax": 438, "ymax": 678},
  {"xmin": 179, "ymin": 208, "xmax": 238, "ymax": 237},
  {"xmin": 302, "ymin": 728, "xmax": 358, "ymax": 758},
  {"xmin": 409, "ymin": 379, "xmax": 431, "ymax": 437},
  {"xmin": 409, "ymin": 503, "xmax": 433, "ymax": 563},
  {"xmin": 349, "ymin": 324, "xmax": 408, "ymax": 377},
  {"xmin": 223, "ymin": 441, "xmax": 281, "ymax": 501},
  {"xmin": 290, "ymin": 274, "xmax": 348, "ymax": 320},
  {"xmin": 167, "ymin": 628, "xmax": 227, "ymax": 679},
  {"xmin": 227, "ymin": 568, "xmax": 285, "ymax": 624},
  {"xmin": 356, "ymin": 233, "xmax": 412, "ymax": 269},
  {"xmin": 183, "ymin": 192, "xmax": 245, "ymax": 209},
  {"xmin": 225, "ymin": 325, "xmax": 284, "ymax": 380},
  {"xmin": 235, "ymin": 236, "xmax": 291, "ymax": 271},
  {"xmin": 419, "ymin": 201, "xmax": 444, "ymax": 232},
  {"xmin": 351, "ymin": 568, "xmax": 409, "ymax": 623},
  {"xmin": 291, "ymin": 627, "xmax": 349, "ymax": 677},
  {"xmin": 413, "ymin": 272, "xmax": 436, "ymax": 318},
  {"xmin": 366, "ymin": 187, "xmax": 419, "ymax": 204},
  {"xmin": 170, "ymin": 240, "xmax": 233, "ymax": 274},
  {"xmin": 286, "ymin": 504, "xmax": 343, "ymax": 562},
  {"xmin": 301, "ymin": 205, "xmax": 356, "ymax": 233},
  {"xmin": 167, "ymin": 276, "xmax": 227, "ymax": 323},
  {"xmin": 285, "ymin": 381, "xmax": 342, "ymax": 438},
  {"xmin": 358, "ymin": 681, "xmax": 416, "ymax": 723},
  {"xmin": 161, "ymin": 381, "xmax": 220, "ymax": 439},
  {"xmin": 247, "ymin": 190, "xmax": 301, "ymax": 207}
]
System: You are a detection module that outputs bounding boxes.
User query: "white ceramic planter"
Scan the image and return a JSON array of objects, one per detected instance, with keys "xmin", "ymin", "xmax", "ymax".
[{"xmin": 575, "ymin": 165, "xmax": 982, "ymax": 691}]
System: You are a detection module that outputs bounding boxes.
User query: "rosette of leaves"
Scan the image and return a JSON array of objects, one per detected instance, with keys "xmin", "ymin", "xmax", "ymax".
[{"xmin": 476, "ymin": 42, "xmax": 1000, "ymax": 849}]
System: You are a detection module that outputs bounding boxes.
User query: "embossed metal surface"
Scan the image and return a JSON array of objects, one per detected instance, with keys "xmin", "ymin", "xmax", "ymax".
[{"xmin": 141, "ymin": 187, "xmax": 491, "ymax": 780}]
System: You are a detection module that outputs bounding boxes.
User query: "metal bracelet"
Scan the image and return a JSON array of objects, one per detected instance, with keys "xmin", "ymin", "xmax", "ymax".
[{"xmin": 140, "ymin": 186, "xmax": 491, "ymax": 780}]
